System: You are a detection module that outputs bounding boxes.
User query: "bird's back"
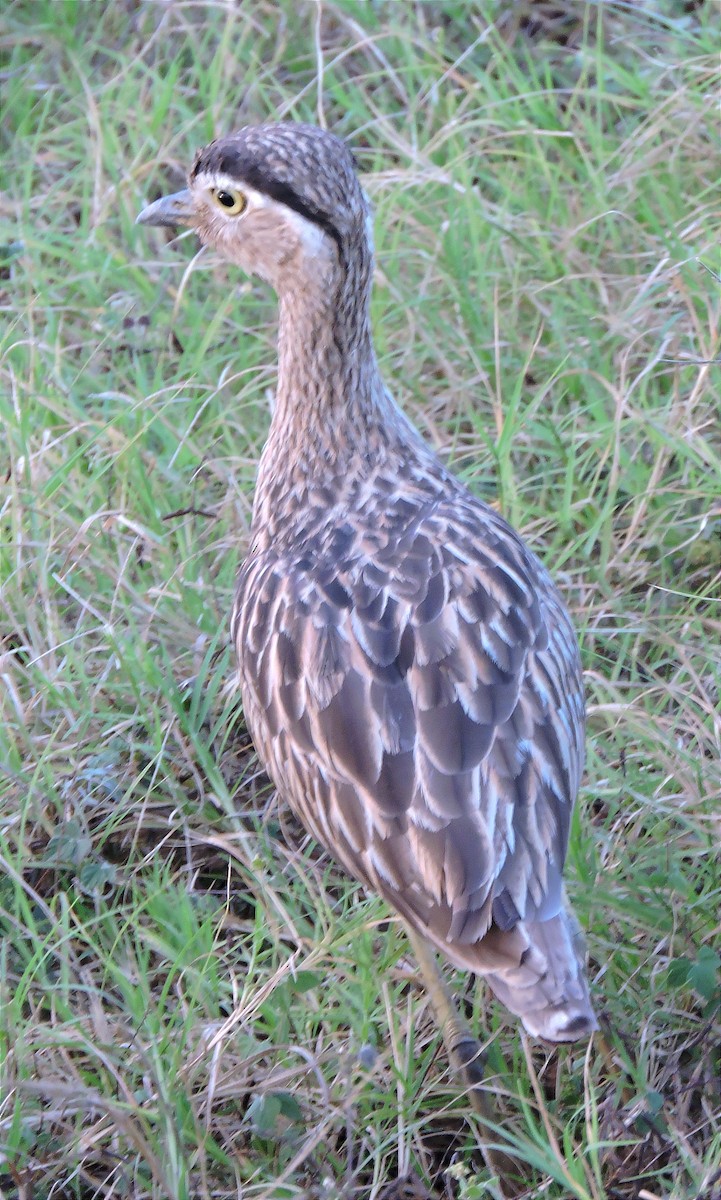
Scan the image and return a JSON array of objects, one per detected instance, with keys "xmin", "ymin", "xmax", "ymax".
[{"xmin": 233, "ymin": 460, "xmax": 596, "ymax": 1041}]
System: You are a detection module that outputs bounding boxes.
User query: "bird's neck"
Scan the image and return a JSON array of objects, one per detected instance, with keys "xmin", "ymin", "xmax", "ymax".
[
  {"xmin": 252, "ymin": 260, "xmax": 408, "ymax": 542},
  {"xmin": 276, "ymin": 279, "xmax": 380, "ymax": 440}
]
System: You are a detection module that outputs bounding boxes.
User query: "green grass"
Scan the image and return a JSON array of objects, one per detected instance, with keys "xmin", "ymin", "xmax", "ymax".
[{"xmin": 1, "ymin": 1, "xmax": 720, "ymax": 1196}]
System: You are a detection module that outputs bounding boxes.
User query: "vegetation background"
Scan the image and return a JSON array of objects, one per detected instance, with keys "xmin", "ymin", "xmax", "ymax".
[{"xmin": 1, "ymin": 1, "xmax": 719, "ymax": 1197}]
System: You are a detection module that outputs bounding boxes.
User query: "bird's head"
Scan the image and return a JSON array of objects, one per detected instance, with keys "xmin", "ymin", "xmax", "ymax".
[{"xmin": 136, "ymin": 122, "xmax": 371, "ymax": 296}]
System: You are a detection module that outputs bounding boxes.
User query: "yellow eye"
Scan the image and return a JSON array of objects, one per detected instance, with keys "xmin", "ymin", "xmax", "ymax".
[{"xmin": 211, "ymin": 187, "xmax": 246, "ymax": 215}]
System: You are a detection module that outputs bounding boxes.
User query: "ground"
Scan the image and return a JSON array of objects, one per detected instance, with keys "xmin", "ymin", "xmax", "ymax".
[{"xmin": 1, "ymin": 2, "xmax": 719, "ymax": 1198}]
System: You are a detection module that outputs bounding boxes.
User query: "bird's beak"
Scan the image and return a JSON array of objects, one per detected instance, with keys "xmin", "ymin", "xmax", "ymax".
[{"xmin": 136, "ymin": 189, "xmax": 195, "ymax": 228}]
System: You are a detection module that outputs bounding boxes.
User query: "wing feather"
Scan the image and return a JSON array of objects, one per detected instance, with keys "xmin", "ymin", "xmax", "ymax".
[{"xmin": 233, "ymin": 495, "xmax": 584, "ymax": 964}]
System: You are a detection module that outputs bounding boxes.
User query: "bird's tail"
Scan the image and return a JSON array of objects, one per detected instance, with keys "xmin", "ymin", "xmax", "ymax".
[{"xmin": 482, "ymin": 903, "xmax": 597, "ymax": 1043}]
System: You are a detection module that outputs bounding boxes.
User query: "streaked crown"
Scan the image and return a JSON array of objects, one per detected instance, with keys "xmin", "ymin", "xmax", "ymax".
[{"xmin": 190, "ymin": 122, "xmax": 367, "ymax": 249}]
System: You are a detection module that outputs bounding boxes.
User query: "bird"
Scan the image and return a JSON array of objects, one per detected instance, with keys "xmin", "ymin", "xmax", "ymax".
[{"xmin": 136, "ymin": 121, "xmax": 597, "ymax": 1107}]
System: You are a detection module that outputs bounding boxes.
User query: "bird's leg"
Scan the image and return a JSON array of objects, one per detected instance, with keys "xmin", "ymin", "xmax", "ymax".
[
  {"xmin": 404, "ymin": 925, "xmax": 523, "ymax": 1191},
  {"xmin": 405, "ymin": 926, "xmax": 486, "ymax": 1089}
]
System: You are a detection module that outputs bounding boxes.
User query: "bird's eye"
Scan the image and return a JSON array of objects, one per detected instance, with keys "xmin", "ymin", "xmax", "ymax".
[{"xmin": 211, "ymin": 187, "xmax": 246, "ymax": 215}]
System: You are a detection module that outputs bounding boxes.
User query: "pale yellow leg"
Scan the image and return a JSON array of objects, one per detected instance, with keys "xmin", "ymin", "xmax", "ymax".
[{"xmin": 405, "ymin": 925, "xmax": 523, "ymax": 1192}]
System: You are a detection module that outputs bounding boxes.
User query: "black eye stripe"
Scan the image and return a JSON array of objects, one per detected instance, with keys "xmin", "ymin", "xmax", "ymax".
[
  {"xmin": 254, "ymin": 177, "xmax": 344, "ymax": 257},
  {"xmin": 193, "ymin": 149, "xmax": 344, "ymax": 258}
]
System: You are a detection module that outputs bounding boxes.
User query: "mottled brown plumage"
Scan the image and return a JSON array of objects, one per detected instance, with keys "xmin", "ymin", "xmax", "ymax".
[{"xmin": 137, "ymin": 122, "xmax": 596, "ymax": 1042}]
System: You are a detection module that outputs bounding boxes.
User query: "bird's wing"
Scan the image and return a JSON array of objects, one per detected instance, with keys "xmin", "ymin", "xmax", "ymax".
[{"xmin": 234, "ymin": 497, "xmax": 585, "ymax": 958}]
